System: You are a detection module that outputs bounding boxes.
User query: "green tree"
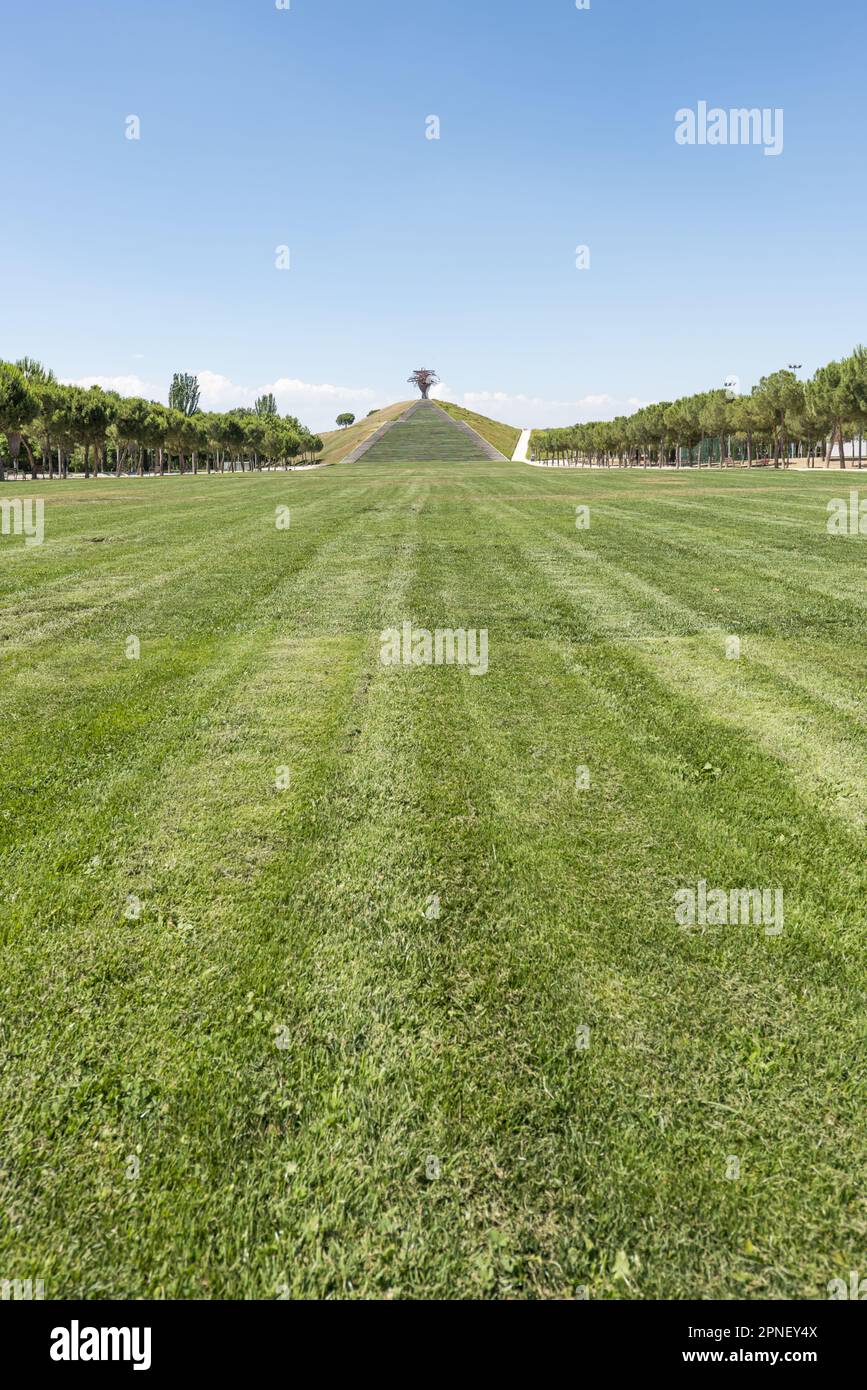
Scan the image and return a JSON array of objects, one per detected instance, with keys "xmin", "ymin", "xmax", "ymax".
[
  {"xmin": 752, "ymin": 370, "xmax": 804, "ymax": 466},
  {"xmin": 141, "ymin": 404, "xmax": 170, "ymax": 475},
  {"xmin": 242, "ymin": 415, "xmax": 268, "ymax": 469},
  {"xmin": 336, "ymin": 413, "xmax": 356, "ymax": 429},
  {"xmin": 645, "ymin": 401, "xmax": 672, "ymax": 466},
  {"xmin": 11, "ymin": 358, "xmax": 58, "ymax": 478},
  {"xmin": 728, "ymin": 393, "xmax": 765, "ymax": 466},
  {"xmin": 842, "ymin": 346, "xmax": 867, "ymax": 466},
  {"xmin": 221, "ymin": 415, "xmax": 247, "ymax": 472},
  {"xmin": 164, "ymin": 409, "xmax": 191, "ymax": 473},
  {"xmin": 13, "ymin": 358, "xmax": 56, "ymax": 477},
  {"xmin": 699, "ymin": 391, "xmax": 732, "ymax": 467},
  {"xmin": 168, "ymin": 373, "xmax": 201, "ymax": 416},
  {"xmin": 278, "ymin": 419, "xmax": 302, "ymax": 468},
  {"xmin": 0, "ymin": 361, "xmax": 38, "ymax": 481},
  {"xmin": 75, "ymin": 386, "xmax": 115, "ymax": 478},
  {"xmin": 665, "ymin": 397, "xmax": 703, "ymax": 467},
  {"xmin": 202, "ymin": 413, "xmax": 229, "ymax": 473},
  {"xmin": 43, "ymin": 384, "xmax": 87, "ymax": 479},
  {"xmin": 112, "ymin": 397, "xmax": 152, "ymax": 476}
]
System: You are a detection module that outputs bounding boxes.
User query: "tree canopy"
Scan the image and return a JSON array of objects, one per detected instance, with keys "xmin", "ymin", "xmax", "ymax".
[
  {"xmin": 168, "ymin": 372, "xmax": 201, "ymax": 416},
  {"xmin": 0, "ymin": 361, "xmax": 323, "ymax": 479},
  {"xmin": 532, "ymin": 347, "xmax": 867, "ymax": 469}
]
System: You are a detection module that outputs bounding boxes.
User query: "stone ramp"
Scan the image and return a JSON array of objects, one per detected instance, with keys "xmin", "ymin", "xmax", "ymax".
[
  {"xmin": 512, "ymin": 428, "xmax": 532, "ymax": 462},
  {"xmin": 340, "ymin": 419, "xmax": 396, "ymax": 465},
  {"xmin": 343, "ymin": 400, "xmax": 506, "ymax": 464}
]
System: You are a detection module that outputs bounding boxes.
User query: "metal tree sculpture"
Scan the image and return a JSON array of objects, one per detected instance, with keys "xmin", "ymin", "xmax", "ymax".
[{"xmin": 408, "ymin": 369, "xmax": 440, "ymax": 400}]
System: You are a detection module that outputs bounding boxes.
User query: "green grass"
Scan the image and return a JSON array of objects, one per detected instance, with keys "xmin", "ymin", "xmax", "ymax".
[
  {"xmin": 319, "ymin": 399, "xmax": 519, "ymax": 466},
  {"xmin": 319, "ymin": 401, "xmax": 411, "ymax": 464},
  {"xmin": 432, "ymin": 400, "xmax": 521, "ymax": 459},
  {"xmin": 356, "ymin": 402, "xmax": 501, "ymax": 462},
  {"xmin": 0, "ymin": 462, "xmax": 864, "ymax": 1300}
]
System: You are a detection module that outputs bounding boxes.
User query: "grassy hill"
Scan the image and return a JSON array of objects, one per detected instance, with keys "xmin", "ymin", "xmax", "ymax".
[
  {"xmin": 432, "ymin": 400, "xmax": 521, "ymax": 460},
  {"xmin": 357, "ymin": 401, "xmax": 501, "ymax": 463},
  {"xmin": 322, "ymin": 400, "xmax": 521, "ymax": 465},
  {"xmin": 319, "ymin": 402, "xmax": 413, "ymax": 464}
]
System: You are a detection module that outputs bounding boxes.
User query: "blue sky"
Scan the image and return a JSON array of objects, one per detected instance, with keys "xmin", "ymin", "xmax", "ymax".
[{"xmin": 1, "ymin": 0, "xmax": 864, "ymax": 429}]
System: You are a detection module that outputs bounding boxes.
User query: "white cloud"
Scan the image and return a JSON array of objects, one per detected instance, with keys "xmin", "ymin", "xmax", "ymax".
[
  {"xmin": 195, "ymin": 371, "xmax": 377, "ymax": 417},
  {"xmin": 69, "ymin": 373, "xmax": 161, "ymax": 398},
  {"xmin": 66, "ymin": 369, "xmax": 378, "ymax": 430},
  {"xmin": 458, "ymin": 390, "xmax": 635, "ymax": 429}
]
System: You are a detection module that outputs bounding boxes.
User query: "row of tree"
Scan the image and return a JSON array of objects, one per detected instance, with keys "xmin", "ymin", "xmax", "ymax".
[
  {"xmin": 531, "ymin": 349, "xmax": 867, "ymax": 468},
  {"xmin": 0, "ymin": 362, "xmax": 324, "ymax": 481}
]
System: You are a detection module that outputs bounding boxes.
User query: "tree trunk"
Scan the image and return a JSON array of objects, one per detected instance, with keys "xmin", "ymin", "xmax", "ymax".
[
  {"xmin": 23, "ymin": 436, "xmax": 37, "ymax": 477},
  {"xmin": 7, "ymin": 432, "xmax": 22, "ymax": 478}
]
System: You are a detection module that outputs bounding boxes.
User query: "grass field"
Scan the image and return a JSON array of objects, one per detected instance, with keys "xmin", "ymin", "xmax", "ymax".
[{"xmin": 0, "ymin": 460, "xmax": 864, "ymax": 1300}]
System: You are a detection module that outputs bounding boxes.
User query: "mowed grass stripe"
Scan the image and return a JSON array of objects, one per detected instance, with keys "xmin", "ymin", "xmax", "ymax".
[
  {"xmin": 0, "ymin": 474, "xmax": 385, "ymax": 648},
  {"xmin": 419, "ymin": 489, "xmax": 863, "ymax": 1296},
  {"xmin": 0, "ymin": 481, "xmax": 427, "ymax": 1294},
  {"xmin": 0, "ymin": 475, "xmax": 402, "ymax": 932},
  {"xmin": 484, "ymin": 486, "xmax": 867, "ymax": 827},
  {"xmin": 427, "ymin": 644, "xmax": 859, "ymax": 1300}
]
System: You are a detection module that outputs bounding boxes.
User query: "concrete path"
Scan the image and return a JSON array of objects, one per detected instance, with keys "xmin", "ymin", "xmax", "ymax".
[{"xmin": 512, "ymin": 428, "xmax": 532, "ymax": 463}]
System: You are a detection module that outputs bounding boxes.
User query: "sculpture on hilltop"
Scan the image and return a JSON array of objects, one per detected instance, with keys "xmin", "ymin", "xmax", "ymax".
[{"xmin": 408, "ymin": 368, "xmax": 440, "ymax": 400}]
